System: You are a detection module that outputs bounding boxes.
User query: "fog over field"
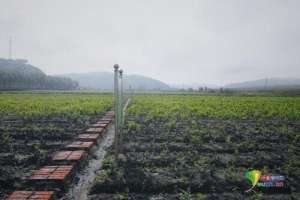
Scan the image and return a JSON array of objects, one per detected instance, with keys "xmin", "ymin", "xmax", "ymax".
[{"xmin": 0, "ymin": 0, "xmax": 300, "ymax": 86}]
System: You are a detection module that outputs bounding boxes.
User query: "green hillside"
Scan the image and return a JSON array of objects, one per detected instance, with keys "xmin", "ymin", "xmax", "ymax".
[{"xmin": 0, "ymin": 58, "xmax": 78, "ymax": 90}]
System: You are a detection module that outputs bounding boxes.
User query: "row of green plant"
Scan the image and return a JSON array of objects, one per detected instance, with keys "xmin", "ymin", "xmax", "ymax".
[
  {"xmin": 0, "ymin": 93, "xmax": 113, "ymax": 119},
  {"xmin": 128, "ymin": 95, "xmax": 300, "ymax": 120}
]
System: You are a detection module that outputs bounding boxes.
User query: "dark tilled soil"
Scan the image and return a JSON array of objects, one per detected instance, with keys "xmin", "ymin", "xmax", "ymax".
[
  {"xmin": 90, "ymin": 117, "xmax": 300, "ymax": 199},
  {"xmin": 0, "ymin": 115, "xmax": 103, "ymax": 199}
]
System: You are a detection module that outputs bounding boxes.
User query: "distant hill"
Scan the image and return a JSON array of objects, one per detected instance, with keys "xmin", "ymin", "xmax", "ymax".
[
  {"xmin": 0, "ymin": 58, "xmax": 78, "ymax": 90},
  {"xmin": 225, "ymin": 78, "xmax": 300, "ymax": 89},
  {"xmin": 61, "ymin": 72, "xmax": 170, "ymax": 90},
  {"xmin": 169, "ymin": 83, "xmax": 219, "ymax": 90}
]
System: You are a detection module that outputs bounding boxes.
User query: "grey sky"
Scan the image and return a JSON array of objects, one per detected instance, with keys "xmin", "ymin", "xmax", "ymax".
[{"xmin": 0, "ymin": 0, "xmax": 299, "ymax": 85}]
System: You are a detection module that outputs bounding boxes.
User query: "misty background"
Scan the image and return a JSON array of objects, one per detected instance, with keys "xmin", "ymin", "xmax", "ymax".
[{"xmin": 0, "ymin": 0, "xmax": 300, "ymax": 87}]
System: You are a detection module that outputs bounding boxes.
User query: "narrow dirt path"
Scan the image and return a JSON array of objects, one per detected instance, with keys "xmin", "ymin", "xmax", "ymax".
[
  {"xmin": 60, "ymin": 124, "xmax": 115, "ymax": 200},
  {"xmin": 61, "ymin": 98, "xmax": 131, "ymax": 200}
]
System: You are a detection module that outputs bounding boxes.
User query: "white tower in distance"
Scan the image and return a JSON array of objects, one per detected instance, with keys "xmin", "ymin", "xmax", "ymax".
[{"xmin": 9, "ymin": 36, "xmax": 12, "ymax": 59}]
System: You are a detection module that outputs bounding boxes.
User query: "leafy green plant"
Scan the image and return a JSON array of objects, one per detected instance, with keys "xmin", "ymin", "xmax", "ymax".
[
  {"xmin": 0, "ymin": 132, "xmax": 13, "ymax": 152},
  {"xmin": 179, "ymin": 189, "xmax": 191, "ymax": 200}
]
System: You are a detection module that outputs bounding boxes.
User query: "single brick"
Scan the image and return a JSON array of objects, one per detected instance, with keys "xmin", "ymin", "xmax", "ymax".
[
  {"xmin": 85, "ymin": 127, "xmax": 104, "ymax": 133},
  {"xmin": 106, "ymin": 111, "xmax": 115, "ymax": 115},
  {"xmin": 52, "ymin": 151, "xmax": 72, "ymax": 160},
  {"xmin": 105, "ymin": 115, "xmax": 114, "ymax": 118},
  {"xmin": 97, "ymin": 120, "xmax": 110, "ymax": 124},
  {"xmin": 101, "ymin": 117, "xmax": 112, "ymax": 122},
  {"xmin": 28, "ymin": 165, "xmax": 73, "ymax": 182},
  {"xmin": 77, "ymin": 133, "xmax": 100, "ymax": 142},
  {"xmin": 52, "ymin": 150, "xmax": 86, "ymax": 161},
  {"xmin": 29, "ymin": 191, "xmax": 54, "ymax": 200},
  {"xmin": 90, "ymin": 123, "xmax": 108, "ymax": 128},
  {"xmin": 6, "ymin": 191, "xmax": 54, "ymax": 200},
  {"xmin": 6, "ymin": 191, "xmax": 32, "ymax": 200},
  {"xmin": 66, "ymin": 141, "xmax": 94, "ymax": 150},
  {"xmin": 68, "ymin": 151, "xmax": 86, "ymax": 160}
]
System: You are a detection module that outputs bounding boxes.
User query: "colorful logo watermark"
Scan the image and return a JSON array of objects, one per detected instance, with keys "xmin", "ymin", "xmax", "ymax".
[{"xmin": 245, "ymin": 170, "xmax": 286, "ymax": 193}]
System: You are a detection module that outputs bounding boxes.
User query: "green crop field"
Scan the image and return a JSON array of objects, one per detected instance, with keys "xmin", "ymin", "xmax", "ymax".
[
  {"xmin": 0, "ymin": 93, "xmax": 113, "ymax": 119},
  {"xmin": 91, "ymin": 94, "xmax": 300, "ymax": 199},
  {"xmin": 128, "ymin": 95, "xmax": 300, "ymax": 120},
  {"xmin": 1, "ymin": 93, "xmax": 300, "ymax": 199}
]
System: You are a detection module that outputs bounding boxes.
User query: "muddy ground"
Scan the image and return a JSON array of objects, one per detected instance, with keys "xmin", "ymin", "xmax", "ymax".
[
  {"xmin": 90, "ymin": 117, "xmax": 300, "ymax": 199},
  {"xmin": 0, "ymin": 114, "xmax": 104, "ymax": 199}
]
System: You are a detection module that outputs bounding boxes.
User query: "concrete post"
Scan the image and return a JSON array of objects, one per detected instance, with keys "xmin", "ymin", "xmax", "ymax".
[
  {"xmin": 113, "ymin": 64, "xmax": 119, "ymax": 156},
  {"xmin": 119, "ymin": 69, "xmax": 123, "ymax": 146},
  {"xmin": 119, "ymin": 69, "xmax": 123, "ymax": 126}
]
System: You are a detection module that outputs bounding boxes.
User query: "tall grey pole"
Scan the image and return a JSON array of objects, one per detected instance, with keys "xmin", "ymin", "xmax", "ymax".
[
  {"xmin": 119, "ymin": 69, "xmax": 123, "ymax": 126},
  {"xmin": 113, "ymin": 64, "xmax": 119, "ymax": 156},
  {"xmin": 119, "ymin": 70, "xmax": 123, "ymax": 146}
]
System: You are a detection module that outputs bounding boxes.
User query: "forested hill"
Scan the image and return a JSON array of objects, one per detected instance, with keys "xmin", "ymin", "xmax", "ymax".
[
  {"xmin": 61, "ymin": 72, "xmax": 170, "ymax": 90},
  {"xmin": 0, "ymin": 58, "xmax": 78, "ymax": 91}
]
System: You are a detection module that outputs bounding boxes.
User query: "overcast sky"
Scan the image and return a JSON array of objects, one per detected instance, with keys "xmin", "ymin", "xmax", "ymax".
[{"xmin": 0, "ymin": 0, "xmax": 299, "ymax": 86}]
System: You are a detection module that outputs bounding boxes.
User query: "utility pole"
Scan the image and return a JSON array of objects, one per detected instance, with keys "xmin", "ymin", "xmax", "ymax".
[{"xmin": 9, "ymin": 36, "xmax": 12, "ymax": 59}]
